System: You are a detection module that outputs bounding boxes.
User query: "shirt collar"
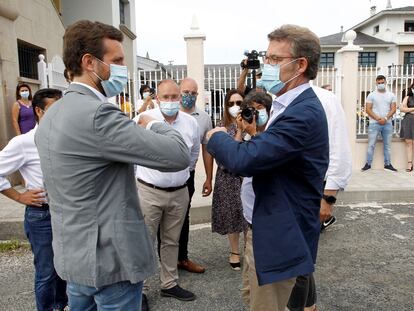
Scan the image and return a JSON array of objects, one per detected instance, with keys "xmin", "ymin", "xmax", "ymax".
[
  {"xmin": 71, "ymin": 82, "xmax": 107, "ymax": 102},
  {"xmin": 273, "ymin": 82, "xmax": 311, "ymax": 109}
]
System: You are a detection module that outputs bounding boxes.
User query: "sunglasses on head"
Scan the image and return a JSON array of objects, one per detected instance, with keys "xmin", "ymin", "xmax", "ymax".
[{"xmin": 228, "ymin": 100, "xmax": 243, "ymax": 106}]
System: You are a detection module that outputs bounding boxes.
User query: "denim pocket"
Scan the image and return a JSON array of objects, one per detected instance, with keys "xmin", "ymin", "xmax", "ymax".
[{"xmin": 25, "ymin": 209, "xmax": 50, "ymax": 222}]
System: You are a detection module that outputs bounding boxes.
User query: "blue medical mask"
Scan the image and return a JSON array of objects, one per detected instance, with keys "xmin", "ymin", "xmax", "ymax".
[
  {"xmin": 20, "ymin": 91, "xmax": 30, "ymax": 99},
  {"xmin": 257, "ymin": 108, "xmax": 268, "ymax": 126},
  {"xmin": 160, "ymin": 101, "xmax": 180, "ymax": 116},
  {"xmin": 94, "ymin": 58, "xmax": 128, "ymax": 97},
  {"xmin": 257, "ymin": 60, "xmax": 300, "ymax": 95},
  {"xmin": 377, "ymin": 83, "xmax": 386, "ymax": 91},
  {"xmin": 181, "ymin": 93, "xmax": 197, "ymax": 109}
]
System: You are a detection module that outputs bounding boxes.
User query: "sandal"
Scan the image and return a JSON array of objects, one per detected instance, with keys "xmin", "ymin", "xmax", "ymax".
[
  {"xmin": 229, "ymin": 252, "xmax": 241, "ymax": 271},
  {"xmin": 406, "ymin": 161, "xmax": 413, "ymax": 172}
]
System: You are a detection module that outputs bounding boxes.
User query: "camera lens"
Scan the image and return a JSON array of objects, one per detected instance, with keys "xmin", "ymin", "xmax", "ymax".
[{"xmin": 241, "ymin": 107, "xmax": 255, "ymax": 124}]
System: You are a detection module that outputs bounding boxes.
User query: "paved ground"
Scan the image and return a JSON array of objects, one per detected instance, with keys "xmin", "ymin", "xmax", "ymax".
[{"xmin": 0, "ymin": 201, "xmax": 413, "ymax": 310}]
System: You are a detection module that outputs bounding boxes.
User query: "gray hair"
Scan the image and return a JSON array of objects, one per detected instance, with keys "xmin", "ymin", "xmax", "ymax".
[{"xmin": 268, "ymin": 24, "xmax": 321, "ymax": 80}]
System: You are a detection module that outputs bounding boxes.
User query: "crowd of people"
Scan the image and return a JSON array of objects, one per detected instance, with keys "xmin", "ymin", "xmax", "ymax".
[{"xmin": 0, "ymin": 18, "xmax": 412, "ymax": 311}]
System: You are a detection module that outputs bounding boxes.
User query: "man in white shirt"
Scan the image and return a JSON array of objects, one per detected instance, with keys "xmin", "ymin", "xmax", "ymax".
[
  {"xmin": 136, "ymin": 79, "xmax": 199, "ymax": 306},
  {"xmin": 0, "ymin": 88, "xmax": 67, "ymax": 311}
]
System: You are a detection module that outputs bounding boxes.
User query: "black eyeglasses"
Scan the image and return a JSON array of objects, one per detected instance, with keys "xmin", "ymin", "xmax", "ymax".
[{"xmin": 228, "ymin": 100, "xmax": 243, "ymax": 106}]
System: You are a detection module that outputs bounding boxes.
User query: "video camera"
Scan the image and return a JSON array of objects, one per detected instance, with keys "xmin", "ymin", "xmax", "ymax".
[
  {"xmin": 241, "ymin": 107, "xmax": 259, "ymax": 124},
  {"xmin": 241, "ymin": 50, "xmax": 265, "ymax": 89}
]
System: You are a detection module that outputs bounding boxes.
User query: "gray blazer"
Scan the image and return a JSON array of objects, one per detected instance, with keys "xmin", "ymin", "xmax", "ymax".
[{"xmin": 35, "ymin": 83, "xmax": 190, "ymax": 287}]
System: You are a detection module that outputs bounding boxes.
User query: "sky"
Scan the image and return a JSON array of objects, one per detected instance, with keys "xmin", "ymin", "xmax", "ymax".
[{"xmin": 135, "ymin": 0, "xmax": 413, "ymax": 65}]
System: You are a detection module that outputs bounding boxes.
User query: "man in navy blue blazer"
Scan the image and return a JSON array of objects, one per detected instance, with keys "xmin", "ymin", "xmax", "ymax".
[{"xmin": 206, "ymin": 25, "xmax": 329, "ymax": 311}]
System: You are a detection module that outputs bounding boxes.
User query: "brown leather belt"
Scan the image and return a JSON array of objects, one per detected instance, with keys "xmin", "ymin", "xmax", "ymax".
[{"xmin": 137, "ymin": 178, "xmax": 187, "ymax": 192}]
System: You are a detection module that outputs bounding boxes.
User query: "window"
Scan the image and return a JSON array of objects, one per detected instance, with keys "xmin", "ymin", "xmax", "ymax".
[
  {"xmin": 404, "ymin": 21, "xmax": 414, "ymax": 32},
  {"xmin": 17, "ymin": 40, "xmax": 45, "ymax": 80},
  {"xmin": 319, "ymin": 52, "xmax": 335, "ymax": 68},
  {"xmin": 358, "ymin": 52, "xmax": 377, "ymax": 67},
  {"xmin": 373, "ymin": 25, "xmax": 379, "ymax": 34},
  {"xmin": 404, "ymin": 51, "xmax": 414, "ymax": 65},
  {"xmin": 119, "ymin": 0, "xmax": 125, "ymax": 24}
]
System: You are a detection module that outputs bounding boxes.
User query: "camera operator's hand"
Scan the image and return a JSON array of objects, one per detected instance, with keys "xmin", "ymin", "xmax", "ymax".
[{"xmin": 242, "ymin": 117, "xmax": 257, "ymax": 137}]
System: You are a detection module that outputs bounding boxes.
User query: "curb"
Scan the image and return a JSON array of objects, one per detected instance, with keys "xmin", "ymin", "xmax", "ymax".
[{"xmin": 1, "ymin": 190, "xmax": 412, "ymax": 241}]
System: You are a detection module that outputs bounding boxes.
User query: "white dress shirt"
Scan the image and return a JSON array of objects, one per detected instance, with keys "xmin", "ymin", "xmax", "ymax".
[
  {"xmin": 135, "ymin": 108, "xmax": 200, "ymax": 187},
  {"xmin": 71, "ymin": 82, "xmax": 107, "ymax": 102},
  {"xmin": 0, "ymin": 126, "xmax": 43, "ymax": 192},
  {"xmin": 312, "ymin": 86, "xmax": 352, "ymax": 190}
]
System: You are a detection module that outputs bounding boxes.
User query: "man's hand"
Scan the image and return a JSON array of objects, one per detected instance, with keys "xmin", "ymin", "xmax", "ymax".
[
  {"xmin": 377, "ymin": 118, "xmax": 386, "ymax": 125},
  {"xmin": 320, "ymin": 199, "xmax": 333, "ymax": 222},
  {"xmin": 18, "ymin": 189, "xmax": 46, "ymax": 207},
  {"xmin": 137, "ymin": 115, "xmax": 157, "ymax": 128},
  {"xmin": 206, "ymin": 127, "xmax": 227, "ymax": 141},
  {"xmin": 202, "ymin": 179, "xmax": 212, "ymax": 197}
]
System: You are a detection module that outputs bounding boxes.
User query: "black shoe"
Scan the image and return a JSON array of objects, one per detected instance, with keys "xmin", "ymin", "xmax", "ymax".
[
  {"xmin": 361, "ymin": 163, "xmax": 371, "ymax": 171},
  {"xmin": 384, "ymin": 164, "xmax": 397, "ymax": 172},
  {"xmin": 160, "ymin": 285, "xmax": 196, "ymax": 301},
  {"xmin": 321, "ymin": 216, "xmax": 336, "ymax": 232},
  {"xmin": 142, "ymin": 293, "xmax": 149, "ymax": 311}
]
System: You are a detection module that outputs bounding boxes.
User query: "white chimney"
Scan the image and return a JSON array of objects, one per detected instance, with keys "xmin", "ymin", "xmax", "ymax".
[
  {"xmin": 370, "ymin": 5, "xmax": 377, "ymax": 16},
  {"xmin": 386, "ymin": 0, "xmax": 392, "ymax": 9}
]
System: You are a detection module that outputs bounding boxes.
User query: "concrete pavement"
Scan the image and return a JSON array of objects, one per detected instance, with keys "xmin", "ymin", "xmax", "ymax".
[{"xmin": 1, "ymin": 169, "xmax": 414, "ymax": 240}]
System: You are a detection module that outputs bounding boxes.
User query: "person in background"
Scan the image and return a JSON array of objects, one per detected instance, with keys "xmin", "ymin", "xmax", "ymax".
[
  {"xmin": 237, "ymin": 59, "xmax": 263, "ymax": 96},
  {"xmin": 137, "ymin": 84, "xmax": 157, "ymax": 113},
  {"xmin": 11, "ymin": 83, "xmax": 36, "ymax": 135},
  {"xmin": 136, "ymin": 79, "xmax": 198, "ymax": 308},
  {"xmin": 118, "ymin": 92, "xmax": 132, "ymax": 117},
  {"xmin": 175, "ymin": 77, "xmax": 213, "ymax": 273},
  {"xmin": 1, "ymin": 88, "xmax": 67, "ymax": 311},
  {"xmin": 211, "ymin": 89, "xmax": 248, "ymax": 271},
  {"xmin": 321, "ymin": 84, "xmax": 332, "ymax": 92},
  {"xmin": 399, "ymin": 83, "xmax": 414, "ymax": 172},
  {"xmin": 361, "ymin": 75, "xmax": 397, "ymax": 172}
]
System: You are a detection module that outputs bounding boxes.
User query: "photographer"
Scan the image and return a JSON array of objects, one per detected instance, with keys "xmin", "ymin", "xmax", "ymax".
[
  {"xmin": 136, "ymin": 84, "xmax": 158, "ymax": 114},
  {"xmin": 237, "ymin": 50, "xmax": 265, "ymax": 96}
]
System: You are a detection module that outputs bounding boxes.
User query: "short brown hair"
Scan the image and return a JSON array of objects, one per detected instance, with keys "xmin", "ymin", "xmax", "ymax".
[
  {"xmin": 63, "ymin": 20, "xmax": 123, "ymax": 77},
  {"xmin": 268, "ymin": 24, "xmax": 321, "ymax": 80}
]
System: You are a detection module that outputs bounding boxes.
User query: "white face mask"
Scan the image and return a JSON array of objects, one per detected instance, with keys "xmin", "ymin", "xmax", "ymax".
[
  {"xmin": 159, "ymin": 101, "xmax": 180, "ymax": 117},
  {"xmin": 142, "ymin": 92, "xmax": 150, "ymax": 99},
  {"xmin": 228, "ymin": 105, "xmax": 240, "ymax": 118}
]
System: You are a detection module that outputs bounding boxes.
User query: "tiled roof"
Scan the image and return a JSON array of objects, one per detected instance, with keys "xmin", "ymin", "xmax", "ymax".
[{"xmin": 320, "ymin": 31, "xmax": 395, "ymax": 47}]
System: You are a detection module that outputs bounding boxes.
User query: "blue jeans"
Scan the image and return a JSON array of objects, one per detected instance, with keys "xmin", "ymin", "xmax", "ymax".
[
  {"xmin": 366, "ymin": 122, "xmax": 393, "ymax": 165},
  {"xmin": 24, "ymin": 206, "xmax": 67, "ymax": 311},
  {"xmin": 67, "ymin": 281, "xmax": 143, "ymax": 311}
]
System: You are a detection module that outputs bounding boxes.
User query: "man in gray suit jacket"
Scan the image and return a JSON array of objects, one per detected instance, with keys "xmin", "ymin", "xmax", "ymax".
[{"xmin": 35, "ymin": 20, "xmax": 190, "ymax": 311}]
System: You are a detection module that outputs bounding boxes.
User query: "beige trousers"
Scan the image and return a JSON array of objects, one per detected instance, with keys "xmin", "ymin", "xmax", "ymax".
[
  {"xmin": 241, "ymin": 229, "xmax": 296, "ymax": 311},
  {"xmin": 137, "ymin": 182, "xmax": 189, "ymax": 290}
]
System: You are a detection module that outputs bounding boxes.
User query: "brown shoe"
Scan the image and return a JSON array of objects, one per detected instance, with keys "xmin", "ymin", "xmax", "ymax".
[{"xmin": 177, "ymin": 259, "xmax": 205, "ymax": 273}]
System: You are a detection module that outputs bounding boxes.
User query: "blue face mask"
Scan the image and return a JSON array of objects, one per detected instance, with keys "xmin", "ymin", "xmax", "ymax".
[
  {"xmin": 20, "ymin": 91, "xmax": 30, "ymax": 99},
  {"xmin": 257, "ymin": 60, "xmax": 300, "ymax": 95},
  {"xmin": 377, "ymin": 83, "xmax": 386, "ymax": 91},
  {"xmin": 94, "ymin": 59, "xmax": 128, "ymax": 97},
  {"xmin": 257, "ymin": 108, "xmax": 268, "ymax": 126},
  {"xmin": 181, "ymin": 94, "xmax": 197, "ymax": 109},
  {"xmin": 160, "ymin": 101, "xmax": 180, "ymax": 117}
]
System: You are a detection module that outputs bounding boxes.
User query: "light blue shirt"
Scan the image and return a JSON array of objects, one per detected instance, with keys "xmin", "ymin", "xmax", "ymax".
[
  {"xmin": 242, "ymin": 83, "xmax": 311, "ymax": 224},
  {"xmin": 366, "ymin": 90, "xmax": 396, "ymax": 124}
]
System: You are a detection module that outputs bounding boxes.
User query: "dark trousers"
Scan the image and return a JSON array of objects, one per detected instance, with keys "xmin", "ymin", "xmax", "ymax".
[
  {"xmin": 24, "ymin": 206, "xmax": 67, "ymax": 311},
  {"xmin": 287, "ymin": 273, "xmax": 317, "ymax": 311},
  {"xmin": 157, "ymin": 170, "xmax": 195, "ymax": 261}
]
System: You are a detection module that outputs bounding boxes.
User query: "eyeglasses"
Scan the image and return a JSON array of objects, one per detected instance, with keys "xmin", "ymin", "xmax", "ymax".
[
  {"xmin": 228, "ymin": 100, "xmax": 243, "ymax": 106},
  {"xmin": 263, "ymin": 54, "xmax": 294, "ymax": 65}
]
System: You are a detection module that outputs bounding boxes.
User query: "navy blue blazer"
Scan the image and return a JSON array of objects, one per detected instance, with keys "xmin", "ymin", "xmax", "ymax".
[{"xmin": 207, "ymin": 87, "xmax": 329, "ymax": 286}]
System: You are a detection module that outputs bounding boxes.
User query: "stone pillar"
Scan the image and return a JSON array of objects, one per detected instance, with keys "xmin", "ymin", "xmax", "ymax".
[
  {"xmin": 336, "ymin": 30, "xmax": 363, "ymax": 169},
  {"xmin": 184, "ymin": 15, "xmax": 206, "ymax": 109}
]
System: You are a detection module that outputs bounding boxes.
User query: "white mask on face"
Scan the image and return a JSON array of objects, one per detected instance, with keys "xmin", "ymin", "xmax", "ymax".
[
  {"xmin": 228, "ymin": 105, "xmax": 240, "ymax": 118},
  {"xmin": 142, "ymin": 92, "xmax": 150, "ymax": 99}
]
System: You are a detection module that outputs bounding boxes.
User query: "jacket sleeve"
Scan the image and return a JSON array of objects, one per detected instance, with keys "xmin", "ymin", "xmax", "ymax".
[
  {"xmin": 207, "ymin": 111, "xmax": 312, "ymax": 177},
  {"xmin": 94, "ymin": 103, "xmax": 190, "ymax": 172}
]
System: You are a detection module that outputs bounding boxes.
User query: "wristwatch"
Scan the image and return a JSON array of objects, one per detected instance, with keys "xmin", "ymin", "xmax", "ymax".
[{"xmin": 322, "ymin": 195, "xmax": 337, "ymax": 205}]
